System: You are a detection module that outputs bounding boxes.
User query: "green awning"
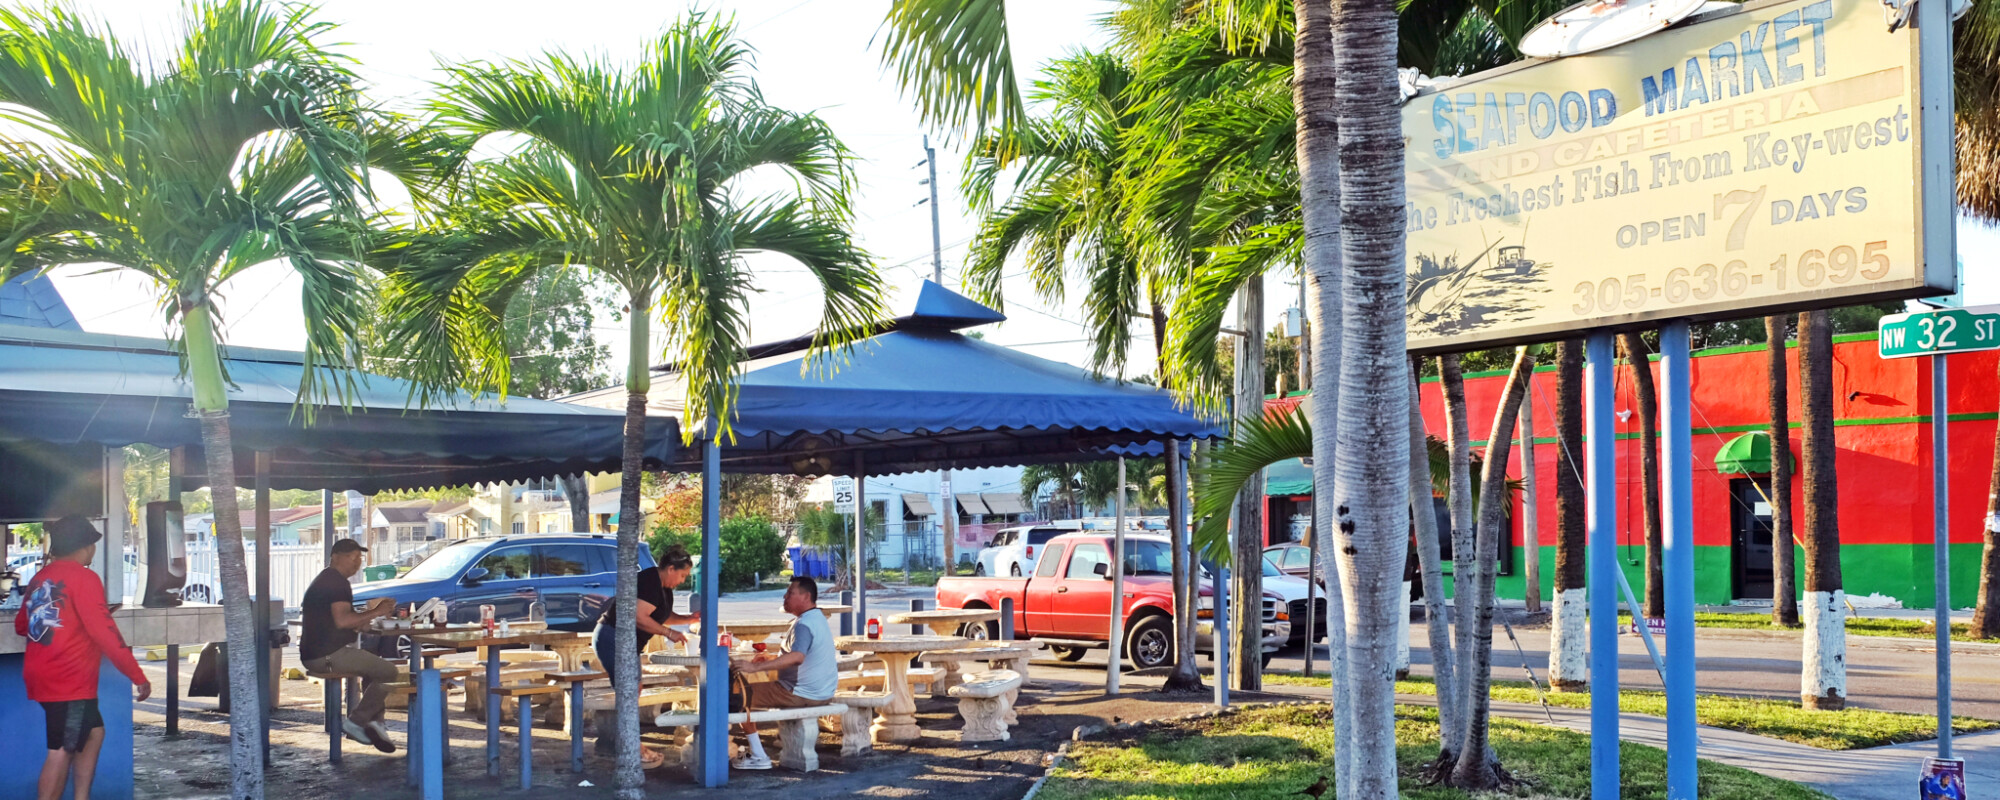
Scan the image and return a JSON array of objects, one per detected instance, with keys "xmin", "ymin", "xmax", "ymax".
[
  {"xmin": 1715, "ymin": 432, "xmax": 1795, "ymax": 475},
  {"xmin": 1264, "ymin": 458, "xmax": 1314, "ymax": 496}
]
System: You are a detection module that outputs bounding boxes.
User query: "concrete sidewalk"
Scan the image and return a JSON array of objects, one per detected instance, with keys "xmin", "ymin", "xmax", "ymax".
[{"xmin": 1267, "ymin": 684, "xmax": 1984, "ymax": 800}]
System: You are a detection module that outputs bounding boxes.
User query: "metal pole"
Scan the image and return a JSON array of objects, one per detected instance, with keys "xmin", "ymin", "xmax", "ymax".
[
  {"xmin": 1584, "ymin": 331, "xmax": 1621, "ymax": 800},
  {"xmin": 255, "ymin": 451, "xmax": 273, "ymax": 760},
  {"xmin": 1108, "ymin": 458, "xmax": 1126, "ymax": 695},
  {"xmin": 697, "ymin": 421, "xmax": 727, "ymax": 787},
  {"xmin": 1214, "ymin": 561, "xmax": 1229, "ymax": 708},
  {"xmin": 855, "ymin": 454, "xmax": 868, "ymax": 628},
  {"xmin": 322, "ymin": 489, "xmax": 335, "ymax": 560},
  {"xmin": 1933, "ymin": 352, "xmax": 1952, "ymax": 758},
  {"xmin": 1661, "ymin": 321, "xmax": 1697, "ymax": 798},
  {"xmin": 1521, "ymin": 375, "xmax": 1543, "ymax": 613}
]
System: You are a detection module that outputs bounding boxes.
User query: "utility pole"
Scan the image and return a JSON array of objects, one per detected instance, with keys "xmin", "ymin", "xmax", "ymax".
[{"xmin": 924, "ymin": 134, "xmax": 960, "ymax": 574}]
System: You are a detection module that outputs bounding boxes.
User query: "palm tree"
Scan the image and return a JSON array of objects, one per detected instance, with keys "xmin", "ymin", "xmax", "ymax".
[
  {"xmin": 1551, "ymin": 339, "xmax": 1588, "ymax": 692},
  {"xmin": 1797, "ymin": 309, "xmax": 1845, "ymax": 710},
  {"xmin": 1621, "ymin": 333, "xmax": 1665, "ymax": 619},
  {"xmin": 1767, "ymin": 315, "xmax": 1801, "ymax": 628},
  {"xmin": 0, "ymin": 4, "xmax": 426, "ymax": 797},
  {"xmin": 384, "ymin": 18, "xmax": 884, "ymax": 796},
  {"xmin": 958, "ymin": 50, "xmax": 1213, "ymax": 692},
  {"xmin": 1953, "ymin": 0, "xmax": 2000, "ymax": 643}
]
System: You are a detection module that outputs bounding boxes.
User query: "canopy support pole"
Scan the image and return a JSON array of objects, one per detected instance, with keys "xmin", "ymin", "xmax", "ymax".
[
  {"xmin": 1108, "ymin": 457, "xmax": 1126, "ymax": 695},
  {"xmin": 1661, "ymin": 321, "xmax": 1697, "ymax": 800},
  {"xmin": 697, "ymin": 421, "xmax": 727, "ymax": 787},
  {"xmin": 854, "ymin": 452, "xmax": 868, "ymax": 627},
  {"xmin": 1585, "ymin": 332, "xmax": 1620, "ymax": 800}
]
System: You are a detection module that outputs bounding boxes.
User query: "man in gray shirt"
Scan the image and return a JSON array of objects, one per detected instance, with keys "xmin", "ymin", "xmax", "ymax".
[{"xmin": 727, "ymin": 576, "xmax": 836, "ymax": 770}]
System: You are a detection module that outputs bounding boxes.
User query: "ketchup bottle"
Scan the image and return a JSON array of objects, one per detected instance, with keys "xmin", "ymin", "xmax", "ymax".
[{"xmin": 866, "ymin": 617, "xmax": 881, "ymax": 640}]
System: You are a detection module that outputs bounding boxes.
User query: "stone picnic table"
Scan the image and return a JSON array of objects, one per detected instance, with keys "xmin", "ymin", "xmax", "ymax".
[
  {"xmin": 408, "ymin": 628, "xmax": 584, "ymax": 777},
  {"xmin": 835, "ymin": 634, "xmax": 968, "ymax": 742},
  {"xmin": 884, "ymin": 608, "xmax": 998, "ymax": 637}
]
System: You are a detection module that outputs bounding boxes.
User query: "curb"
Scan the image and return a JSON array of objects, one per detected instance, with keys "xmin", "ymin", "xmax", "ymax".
[{"xmin": 1019, "ymin": 701, "xmax": 1326, "ymax": 800}]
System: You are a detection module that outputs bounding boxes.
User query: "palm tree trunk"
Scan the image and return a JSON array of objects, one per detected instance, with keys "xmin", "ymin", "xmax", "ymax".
[
  {"xmin": 1157, "ymin": 301, "xmax": 1203, "ymax": 692},
  {"xmin": 564, "ymin": 474, "xmax": 591, "ymax": 533},
  {"xmin": 1233, "ymin": 279, "xmax": 1265, "ymax": 692},
  {"xmin": 1798, "ymin": 310, "xmax": 1845, "ymax": 711},
  {"xmin": 1406, "ymin": 362, "xmax": 1460, "ymax": 757},
  {"xmin": 1439, "ymin": 354, "xmax": 1475, "ymax": 726},
  {"xmin": 1973, "ymin": 399, "xmax": 2000, "ymax": 637},
  {"xmin": 1550, "ymin": 339, "xmax": 1587, "ymax": 692},
  {"xmin": 184, "ymin": 302, "xmax": 264, "ymax": 800},
  {"xmin": 1294, "ymin": 0, "xmax": 1349, "ymax": 781},
  {"xmin": 614, "ymin": 306, "xmax": 650, "ymax": 799},
  {"xmin": 1331, "ymin": 0, "xmax": 1407, "ymax": 790},
  {"xmin": 1768, "ymin": 316, "xmax": 1800, "ymax": 628},
  {"xmin": 1450, "ymin": 347, "xmax": 1536, "ymax": 788},
  {"xmin": 1621, "ymin": 333, "xmax": 1665, "ymax": 620}
]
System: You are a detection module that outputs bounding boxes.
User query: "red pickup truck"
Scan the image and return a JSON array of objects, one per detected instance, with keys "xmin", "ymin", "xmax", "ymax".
[{"xmin": 935, "ymin": 531, "xmax": 1289, "ymax": 671}]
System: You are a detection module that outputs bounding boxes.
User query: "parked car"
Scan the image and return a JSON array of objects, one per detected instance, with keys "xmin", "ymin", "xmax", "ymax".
[
  {"xmin": 351, "ymin": 533, "xmax": 655, "ymax": 632},
  {"xmin": 974, "ymin": 525, "xmax": 1069, "ymax": 577},
  {"xmin": 939, "ymin": 531, "xmax": 1289, "ymax": 671},
  {"xmin": 1207, "ymin": 557, "xmax": 1321, "ymax": 645},
  {"xmin": 1265, "ymin": 540, "xmax": 1423, "ymax": 603}
]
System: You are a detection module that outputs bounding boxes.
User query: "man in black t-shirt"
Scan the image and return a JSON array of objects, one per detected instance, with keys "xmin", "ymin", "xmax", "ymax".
[
  {"xmin": 300, "ymin": 539, "xmax": 398, "ymax": 754},
  {"xmin": 592, "ymin": 544, "xmax": 699, "ymax": 760}
]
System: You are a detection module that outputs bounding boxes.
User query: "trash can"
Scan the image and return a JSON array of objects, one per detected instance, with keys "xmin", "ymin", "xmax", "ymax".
[{"xmin": 363, "ymin": 565, "xmax": 398, "ymax": 582}]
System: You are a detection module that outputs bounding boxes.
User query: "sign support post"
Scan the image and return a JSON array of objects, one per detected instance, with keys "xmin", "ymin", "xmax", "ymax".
[
  {"xmin": 1660, "ymin": 321, "xmax": 1697, "ymax": 799},
  {"xmin": 1585, "ymin": 331, "xmax": 1621, "ymax": 800},
  {"xmin": 1931, "ymin": 351, "xmax": 1951, "ymax": 759},
  {"xmin": 1108, "ymin": 458, "xmax": 1126, "ymax": 695}
]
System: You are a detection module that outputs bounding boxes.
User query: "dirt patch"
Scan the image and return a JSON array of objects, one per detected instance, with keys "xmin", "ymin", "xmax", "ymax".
[{"xmin": 133, "ymin": 666, "xmax": 1259, "ymax": 800}]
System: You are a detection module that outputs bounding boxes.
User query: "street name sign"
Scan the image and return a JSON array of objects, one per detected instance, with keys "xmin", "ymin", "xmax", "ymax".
[
  {"xmin": 1877, "ymin": 305, "xmax": 2000, "ymax": 359},
  {"xmin": 1401, "ymin": 0, "xmax": 1954, "ymax": 353}
]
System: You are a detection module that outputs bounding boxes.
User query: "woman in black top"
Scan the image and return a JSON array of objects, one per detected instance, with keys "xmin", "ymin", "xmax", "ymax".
[{"xmin": 592, "ymin": 544, "xmax": 698, "ymax": 760}]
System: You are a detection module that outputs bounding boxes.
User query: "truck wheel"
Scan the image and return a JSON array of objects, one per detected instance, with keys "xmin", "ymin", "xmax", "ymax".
[
  {"xmin": 1009, "ymin": 563, "xmax": 1023, "ymax": 577},
  {"xmin": 1050, "ymin": 646, "xmax": 1088, "ymax": 662},
  {"xmin": 958, "ymin": 620, "xmax": 997, "ymax": 641},
  {"xmin": 1126, "ymin": 616, "xmax": 1174, "ymax": 671}
]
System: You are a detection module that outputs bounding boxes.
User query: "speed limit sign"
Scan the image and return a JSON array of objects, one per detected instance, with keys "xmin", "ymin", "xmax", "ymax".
[{"xmin": 831, "ymin": 476, "xmax": 856, "ymax": 514}]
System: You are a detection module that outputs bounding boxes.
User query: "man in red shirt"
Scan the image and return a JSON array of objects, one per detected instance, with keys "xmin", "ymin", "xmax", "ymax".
[{"xmin": 14, "ymin": 516, "xmax": 150, "ymax": 800}]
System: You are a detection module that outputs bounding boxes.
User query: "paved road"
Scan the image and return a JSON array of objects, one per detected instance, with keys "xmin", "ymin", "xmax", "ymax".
[{"xmin": 778, "ymin": 586, "xmax": 2000, "ymax": 720}]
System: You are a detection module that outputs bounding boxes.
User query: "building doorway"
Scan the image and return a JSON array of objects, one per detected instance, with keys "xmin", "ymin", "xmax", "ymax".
[{"xmin": 1729, "ymin": 477, "xmax": 1775, "ymax": 599}]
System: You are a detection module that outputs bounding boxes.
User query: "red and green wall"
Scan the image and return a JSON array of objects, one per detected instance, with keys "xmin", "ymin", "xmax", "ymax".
[{"xmin": 1266, "ymin": 332, "xmax": 1994, "ymax": 610}]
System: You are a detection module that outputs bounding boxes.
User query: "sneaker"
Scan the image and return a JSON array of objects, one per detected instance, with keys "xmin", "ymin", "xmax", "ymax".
[
  {"xmin": 341, "ymin": 719, "xmax": 371, "ymax": 748},
  {"xmin": 731, "ymin": 754, "xmax": 773, "ymax": 771},
  {"xmin": 362, "ymin": 721, "xmax": 397, "ymax": 754}
]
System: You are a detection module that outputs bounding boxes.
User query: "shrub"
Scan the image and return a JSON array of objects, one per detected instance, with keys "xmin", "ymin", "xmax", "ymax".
[{"xmin": 649, "ymin": 515, "xmax": 786, "ymax": 591}]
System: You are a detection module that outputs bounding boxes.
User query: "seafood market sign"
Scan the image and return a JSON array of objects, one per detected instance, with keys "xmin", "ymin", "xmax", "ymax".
[{"xmin": 1401, "ymin": 0, "xmax": 1955, "ymax": 353}]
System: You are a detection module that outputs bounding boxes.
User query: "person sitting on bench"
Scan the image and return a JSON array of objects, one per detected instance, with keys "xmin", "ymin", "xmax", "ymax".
[
  {"xmin": 726, "ymin": 576, "xmax": 836, "ymax": 770},
  {"xmin": 300, "ymin": 539, "xmax": 399, "ymax": 753}
]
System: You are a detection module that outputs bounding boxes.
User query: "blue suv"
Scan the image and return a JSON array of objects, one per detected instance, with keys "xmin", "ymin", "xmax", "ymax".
[{"xmin": 352, "ymin": 533, "xmax": 656, "ymax": 632}]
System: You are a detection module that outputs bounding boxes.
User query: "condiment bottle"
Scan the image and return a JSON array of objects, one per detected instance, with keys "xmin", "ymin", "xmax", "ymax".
[{"xmin": 866, "ymin": 617, "xmax": 881, "ymax": 640}]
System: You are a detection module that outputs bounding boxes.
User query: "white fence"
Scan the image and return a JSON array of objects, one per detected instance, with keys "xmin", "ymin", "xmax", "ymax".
[{"xmin": 174, "ymin": 540, "xmax": 326, "ymax": 611}]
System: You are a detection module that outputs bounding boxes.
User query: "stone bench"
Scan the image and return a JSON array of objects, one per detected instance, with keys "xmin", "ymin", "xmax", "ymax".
[
  {"xmin": 919, "ymin": 646, "xmax": 1029, "ymax": 698},
  {"xmin": 830, "ymin": 692, "xmax": 892, "ymax": 757},
  {"xmin": 653, "ymin": 703, "xmax": 848, "ymax": 772},
  {"xmin": 947, "ymin": 669, "xmax": 1022, "ymax": 743},
  {"xmin": 838, "ymin": 666, "xmax": 943, "ymax": 694}
]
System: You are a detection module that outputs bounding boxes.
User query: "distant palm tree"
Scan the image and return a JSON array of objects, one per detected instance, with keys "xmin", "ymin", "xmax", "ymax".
[
  {"xmin": 1798, "ymin": 310, "xmax": 1845, "ymax": 710},
  {"xmin": 0, "ymin": 4, "xmax": 435, "ymax": 797},
  {"xmin": 382, "ymin": 17, "xmax": 883, "ymax": 796}
]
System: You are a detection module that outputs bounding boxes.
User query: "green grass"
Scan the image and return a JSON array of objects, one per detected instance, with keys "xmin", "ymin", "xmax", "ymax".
[
  {"xmin": 1039, "ymin": 704, "xmax": 1831, "ymax": 800},
  {"xmin": 1264, "ymin": 673, "xmax": 1998, "ymax": 750},
  {"xmin": 1614, "ymin": 611, "xmax": 2000, "ymax": 643}
]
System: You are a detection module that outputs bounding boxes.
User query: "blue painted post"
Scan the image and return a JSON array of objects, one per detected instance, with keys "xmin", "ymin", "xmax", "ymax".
[
  {"xmin": 1660, "ymin": 322, "xmax": 1697, "ymax": 799},
  {"xmin": 486, "ymin": 646, "xmax": 501, "ymax": 776},
  {"xmin": 419, "ymin": 668, "xmax": 443, "ymax": 800},
  {"xmin": 569, "ymin": 681, "xmax": 585, "ymax": 773},
  {"xmin": 1585, "ymin": 331, "xmax": 1621, "ymax": 800},
  {"xmin": 325, "ymin": 675, "xmax": 341, "ymax": 766},
  {"xmin": 999, "ymin": 597, "xmax": 1015, "ymax": 642},
  {"xmin": 518, "ymin": 696, "xmax": 533, "ymax": 790},
  {"xmin": 697, "ymin": 424, "xmax": 729, "ymax": 788},
  {"xmin": 839, "ymin": 590, "xmax": 854, "ymax": 636},
  {"xmin": 909, "ymin": 599, "xmax": 926, "ymax": 635}
]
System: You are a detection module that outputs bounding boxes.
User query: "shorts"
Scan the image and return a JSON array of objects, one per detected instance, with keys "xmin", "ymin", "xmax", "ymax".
[
  {"xmin": 729, "ymin": 673, "xmax": 822, "ymax": 713},
  {"xmin": 42, "ymin": 699, "xmax": 103, "ymax": 753}
]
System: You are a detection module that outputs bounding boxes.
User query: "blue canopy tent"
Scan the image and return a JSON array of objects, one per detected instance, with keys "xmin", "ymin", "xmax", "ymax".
[
  {"xmin": 566, "ymin": 281, "xmax": 1224, "ymax": 785},
  {"xmin": 0, "ymin": 323, "xmax": 677, "ymax": 790}
]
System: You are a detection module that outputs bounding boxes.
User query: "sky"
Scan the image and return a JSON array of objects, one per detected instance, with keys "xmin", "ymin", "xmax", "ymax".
[{"xmin": 29, "ymin": 0, "xmax": 2000, "ymax": 386}]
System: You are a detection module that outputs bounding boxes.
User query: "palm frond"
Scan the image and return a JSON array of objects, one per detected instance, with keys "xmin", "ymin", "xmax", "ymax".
[{"xmin": 877, "ymin": 0, "xmax": 1023, "ymax": 139}]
